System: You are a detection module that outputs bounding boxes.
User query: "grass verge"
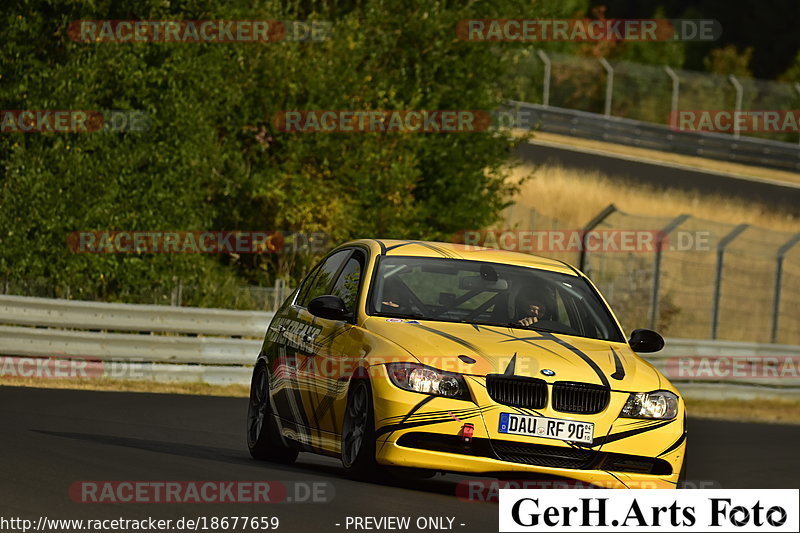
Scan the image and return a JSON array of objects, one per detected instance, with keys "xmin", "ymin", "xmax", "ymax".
[
  {"xmin": 684, "ymin": 397, "xmax": 800, "ymax": 425},
  {"xmin": 503, "ymin": 160, "xmax": 800, "ymax": 343},
  {"xmin": 508, "ymin": 163, "xmax": 800, "ymax": 232}
]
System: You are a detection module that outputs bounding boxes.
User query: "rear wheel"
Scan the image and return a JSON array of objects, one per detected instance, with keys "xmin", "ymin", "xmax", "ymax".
[
  {"xmin": 341, "ymin": 378, "xmax": 378, "ymax": 479},
  {"xmin": 247, "ymin": 362, "xmax": 298, "ymax": 463}
]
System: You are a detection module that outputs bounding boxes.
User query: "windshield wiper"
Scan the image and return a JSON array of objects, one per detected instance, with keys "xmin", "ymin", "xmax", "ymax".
[{"xmin": 378, "ymin": 311, "xmax": 426, "ymax": 320}]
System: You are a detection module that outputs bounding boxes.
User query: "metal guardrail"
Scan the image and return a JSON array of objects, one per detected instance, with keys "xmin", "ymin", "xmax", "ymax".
[
  {"xmin": 0, "ymin": 295, "xmax": 797, "ymax": 396},
  {"xmin": 0, "ymin": 296, "xmax": 272, "ymax": 386},
  {"xmin": 650, "ymin": 338, "xmax": 800, "ymax": 391},
  {"xmin": 0, "ymin": 325, "xmax": 261, "ymax": 365},
  {"xmin": 506, "ymin": 101, "xmax": 800, "ymax": 172},
  {"xmin": 0, "ymin": 294, "xmax": 271, "ymax": 337}
]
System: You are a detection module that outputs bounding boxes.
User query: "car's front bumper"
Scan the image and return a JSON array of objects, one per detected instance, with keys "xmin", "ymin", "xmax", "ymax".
[
  {"xmin": 378, "ymin": 439, "xmax": 680, "ymax": 489},
  {"xmin": 370, "ymin": 365, "xmax": 685, "ymax": 489}
]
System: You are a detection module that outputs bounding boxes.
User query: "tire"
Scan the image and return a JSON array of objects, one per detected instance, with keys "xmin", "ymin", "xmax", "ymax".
[
  {"xmin": 341, "ymin": 377, "xmax": 379, "ymax": 479},
  {"xmin": 247, "ymin": 362, "xmax": 298, "ymax": 464}
]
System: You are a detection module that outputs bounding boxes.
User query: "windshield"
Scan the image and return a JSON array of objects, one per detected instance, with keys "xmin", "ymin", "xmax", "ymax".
[{"xmin": 369, "ymin": 256, "xmax": 624, "ymax": 342}]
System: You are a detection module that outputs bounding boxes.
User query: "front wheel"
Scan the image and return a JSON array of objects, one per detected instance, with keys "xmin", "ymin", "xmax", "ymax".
[
  {"xmin": 341, "ymin": 378, "xmax": 378, "ymax": 479},
  {"xmin": 247, "ymin": 362, "xmax": 298, "ymax": 464}
]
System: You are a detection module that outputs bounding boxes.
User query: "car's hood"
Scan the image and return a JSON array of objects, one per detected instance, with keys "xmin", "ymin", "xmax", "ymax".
[{"xmin": 364, "ymin": 317, "xmax": 662, "ymax": 391}]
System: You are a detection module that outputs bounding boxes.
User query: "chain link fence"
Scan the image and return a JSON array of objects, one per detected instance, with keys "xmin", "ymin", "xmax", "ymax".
[
  {"xmin": 504, "ymin": 50, "xmax": 800, "ymax": 143},
  {"xmin": 502, "ymin": 204, "xmax": 800, "ymax": 345}
]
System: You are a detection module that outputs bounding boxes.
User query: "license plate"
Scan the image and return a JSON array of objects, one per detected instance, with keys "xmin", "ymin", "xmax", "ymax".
[{"xmin": 498, "ymin": 412, "xmax": 594, "ymax": 444}]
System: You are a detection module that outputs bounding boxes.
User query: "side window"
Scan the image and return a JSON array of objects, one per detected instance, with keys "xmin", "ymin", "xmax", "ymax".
[
  {"xmin": 298, "ymin": 250, "xmax": 350, "ymax": 307},
  {"xmin": 552, "ymin": 288, "xmax": 570, "ymax": 326},
  {"xmin": 330, "ymin": 253, "xmax": 364, "ymax": 313},
  {"xmin": 554, "ymin": 285, "xmax": 589, "ymax": 337},
  {"xmin": 296, "ymin": 265, "xmax": 321, "ymax": 307}
]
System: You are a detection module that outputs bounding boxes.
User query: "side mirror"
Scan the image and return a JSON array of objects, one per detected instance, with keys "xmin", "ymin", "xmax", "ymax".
[
  {"xmin": 308, "ymin": 295, "xmax": 349, "ymax": 321},
  {"xmin": 628, "ymin": 328, "xmax": 665, "ymax": 353}
]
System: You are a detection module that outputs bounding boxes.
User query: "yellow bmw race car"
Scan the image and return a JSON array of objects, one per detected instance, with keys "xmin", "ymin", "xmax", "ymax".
[{"xmin": 246, "ymin": 240, "xmax": 686, "ymax": 489}]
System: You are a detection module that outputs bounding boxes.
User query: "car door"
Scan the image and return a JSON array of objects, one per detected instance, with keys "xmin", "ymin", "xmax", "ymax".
[
  {"xmin": 308, "ymin": 249, "xmax": 366, "ymax": 447},
  {"xmin": 268, "ymin": 249, "xmax": 351, "ymax": 451}
]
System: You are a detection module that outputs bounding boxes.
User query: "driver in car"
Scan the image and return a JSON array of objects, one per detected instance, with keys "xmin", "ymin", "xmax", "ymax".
[
  {"xmin": 379, "ymin": 278, "xmax": 407, "ymax": 311},
  {"xmin": 517, "ymin": 301, "xmax": 545, "ymax": 327},
  {"xmin": 515, "ymin": 289, "xmax": 547, "ymax": 327}
]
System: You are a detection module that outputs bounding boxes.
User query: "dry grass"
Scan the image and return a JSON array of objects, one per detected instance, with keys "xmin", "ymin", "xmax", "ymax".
[
  {"xmin": 501, "ymin": 163, "xmax": 800, "ymax": 343},
  {"xmin": 685, "ymin": 397, "xmax": 800, "ymax": 425},
  {"xmin": 0, "ymin": 376, "xmax": 249, "ymax": 397},
  {"xmin": 508, "ymin": 163, "xmax": 800, "ymax": 232}
]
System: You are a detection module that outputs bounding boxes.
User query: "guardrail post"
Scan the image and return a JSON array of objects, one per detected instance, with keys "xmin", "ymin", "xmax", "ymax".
[
  {"xmin": 711, "ymin": 224, "xmax": 749, "ymax": 339},
  {"xmin": 665, "ymin": 66, "xmax": 680, "ymax": 128},
  {"xmin": 579, "ymin": 204, "xmax": 617, "ymax": 273},
  {"xmin": 771, "ymin": 233, "xmax": 800, "ymax": 343},
  {"xmin": 650, "ymin": 214, "xmax": 690, "ymax": 330},
  {"xmin": 599, "ymin": 57, "xmax": 614, "ymax": 117},
  {"xmin": 728, "ymin": 75, "xmax": 743, "ymax": 140},
  {"xmin": 537, "ymin": 50, "xmax": 551, "ymax": 107}
]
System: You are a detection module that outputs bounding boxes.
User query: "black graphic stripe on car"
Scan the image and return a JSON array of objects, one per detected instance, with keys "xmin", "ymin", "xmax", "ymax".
[
  {"xmin": 375, "ymin": 412, "xmax": 483, "ymax": 439},
  {"xmin": 383, "ymin": 241, "xmax": 414, "ymax": 252},
  {"xmin": 591, "ymin": 418, "xmax": 676, "ymax": 447},
  {"xmin": 488, "ymin": 329, "xmax": 575, "ymax": 364},
  {"xmin": 658, "ymin": 432, "xmax": 687, "ymax": 457},
  {"xmin": 610, "ymin": 346, "xmax": 625, "ymax": 380},
  {"xmin": 410, "ymin": 324, "xmax": 490, "ymax": 359},
  {"xmin": 605, "ymin": 470, "xmax": 629, "ymax": 488},
  {"xmin": 538, "ymin": 331, "xmax": 610, "ymax": 387},
  {"xmin": 416, "ymin": 241, "xmax": 462, "ymax": 259},
  {"xmin": 377, "ymin": 395, "xmax": 436, "ymax": 447},
  {"xmin": 380, "ymin": 405, "xmax": 487, "ymax": 423}
]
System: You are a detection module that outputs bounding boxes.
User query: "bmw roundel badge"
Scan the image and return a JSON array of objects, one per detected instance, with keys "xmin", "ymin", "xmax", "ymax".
[{"xmin": 541, "ymin": 369, "xmax": 556, "ymax": 376}]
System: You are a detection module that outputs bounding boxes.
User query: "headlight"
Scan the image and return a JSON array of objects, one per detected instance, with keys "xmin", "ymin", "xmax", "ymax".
[
  {"xmin": 386, "ymin": 363, "xmax": 471, "ymax": 401},
  {"xmin": 620, "ymin": 390, "xmax": 678, "ymax": 419}
]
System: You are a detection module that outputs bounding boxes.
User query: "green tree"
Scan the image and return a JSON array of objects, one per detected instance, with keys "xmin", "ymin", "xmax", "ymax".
[
  {"xmin": 0, "ymin": 0, "xmax": 564, "ymax": 306},
  {"xmin": 703, "ymin": 45, "xmax": 754, "ymax": 77}
]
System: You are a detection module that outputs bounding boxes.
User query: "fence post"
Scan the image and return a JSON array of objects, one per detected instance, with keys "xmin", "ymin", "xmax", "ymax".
[
  {"xmin": 529, "ymin": 208, "xmax": 538, "ymax": 230},
  {"xmin": 664, "ymin": 66, "xmax": 680, "ymax": 128},
  {"xmin": 274, "ymin": 279, "xmax": 287, "ymax": 311},
  {"xmin": 579, "ymin": 204, "xmax": 617, "ymax": 273},
  {"xmin": 650, "ymin": 214, "xmax": 691, "ymax": 330},
  {"xmin": 599, "ymin": 57, "xmax": 614, "ymax": 117},
  {"xmin": 505, "ymin": 202, "xmax": 516, "ymax": 228},
  {"xmin": 537, "ymin": 50, "xmax": 551, "ymax": 107},
  {"xmin": 711, "ymin": 224, "xmax": 749, "ymax": 339},
  {"xmin": 728, "ymin": 75, "xmax": 743, "ymax": 140},
  {"xmin": 771, "ymin": 233, "xmax": 800, "ymax": 343}
]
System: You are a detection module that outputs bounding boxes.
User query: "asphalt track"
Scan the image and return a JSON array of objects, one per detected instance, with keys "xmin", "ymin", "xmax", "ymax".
[
  {"xmin": 515, "ymin": 142, "xmax": 800, "ymax": 211},
  {"xmin": 1, "ymin": 386, "xmax": 798, "ymax": 531}
]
